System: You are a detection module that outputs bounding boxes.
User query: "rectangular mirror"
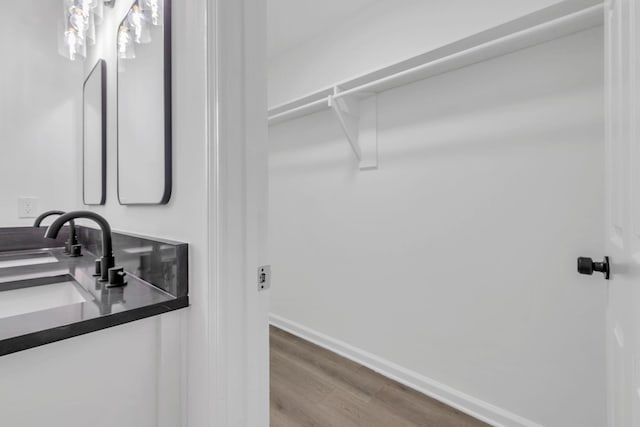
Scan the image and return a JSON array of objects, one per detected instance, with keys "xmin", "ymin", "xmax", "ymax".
[
  {"xmin": 117, "ymin": 0, "xmax": 172, "ymax": 205},
  {"xmin": 83, "ymin": 59, "xmax": 107, "ymax": 205}
]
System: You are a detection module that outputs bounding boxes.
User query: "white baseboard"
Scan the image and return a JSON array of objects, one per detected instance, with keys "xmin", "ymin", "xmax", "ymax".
[{"xmin": 269, "ymin": 313, "xmax": 544, "ymax": 427}]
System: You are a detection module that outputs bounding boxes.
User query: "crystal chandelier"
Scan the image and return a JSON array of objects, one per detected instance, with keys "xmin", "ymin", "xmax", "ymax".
[
  {"xmin": 59, "ymin": 0, "xmax": 105, "ymax": 61},
  {"xmin": 58, "ymin": 0, "xmax": 163, "ymax": 62},
  {"xmin": 118, "ymin": 0, "xmax": 163, "ymax": 60}
]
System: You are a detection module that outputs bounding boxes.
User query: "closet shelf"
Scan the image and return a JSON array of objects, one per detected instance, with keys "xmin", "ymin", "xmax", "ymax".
[{"xmin": 268, "ymin": 0, "xmax": 604, "ymax": 127}]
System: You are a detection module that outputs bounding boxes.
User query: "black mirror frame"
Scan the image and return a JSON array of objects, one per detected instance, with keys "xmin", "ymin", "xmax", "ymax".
[
  {"xmin": 116, "ymin": 0, "xmax": 172, "ymax": 205},
  {"xmin": 82, "ymin": 58, "xmax": 107, "ymax": 206}
]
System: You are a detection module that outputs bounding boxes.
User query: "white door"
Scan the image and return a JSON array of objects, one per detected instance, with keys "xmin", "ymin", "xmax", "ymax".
[{"xmin": 603, "ymin": 0, "xmax": 640, "ymax": 425}]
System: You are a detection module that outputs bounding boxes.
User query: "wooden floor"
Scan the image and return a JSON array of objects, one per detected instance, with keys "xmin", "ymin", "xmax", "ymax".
[{"xmin": 270, "ymin": 326, "xmax": 489, "ymax": 427}]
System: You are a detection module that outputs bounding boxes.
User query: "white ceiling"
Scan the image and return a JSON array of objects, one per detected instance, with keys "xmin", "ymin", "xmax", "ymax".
[{"xmin": 268, "ymin": 0, "xmax": 379, "ymax": 58}]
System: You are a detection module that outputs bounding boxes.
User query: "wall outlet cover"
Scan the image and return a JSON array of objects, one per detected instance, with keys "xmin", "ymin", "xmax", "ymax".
[{"xmin": 18, "ymin": 197, "xmax": 39, "ymax": 219}]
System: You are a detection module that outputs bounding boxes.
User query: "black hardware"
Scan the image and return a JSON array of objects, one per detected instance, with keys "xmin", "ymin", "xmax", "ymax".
[
  {"xmin": 44, "ymin": 211, "xmax": 115, "ymax": 282},
  {"xmin": 107, "ymin": 267, "xmax": 127, "ymax": 288},
  {"xmin": 69, "ymin": 244, "xmax": 83, "ymax": 257},
  {"xmin": 577, "ymin": 256, "xmax": 610, "ymax": 280},
  {"xmin": 33, "ymin": 210, "xmax": 78, "ymax": 255},
  {"xmin": 93, "ymin": 259, "xmax": 102, "ymax": 277}
]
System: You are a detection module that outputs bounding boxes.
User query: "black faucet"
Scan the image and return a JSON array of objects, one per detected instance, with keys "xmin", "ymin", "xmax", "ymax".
[
  {"xmin": 34, "ymin": 210, "xmax": 79, "ymax": 255},
  {"xmin": 44, "ymin": 211, "xmax": 126, "ymax": 286}
]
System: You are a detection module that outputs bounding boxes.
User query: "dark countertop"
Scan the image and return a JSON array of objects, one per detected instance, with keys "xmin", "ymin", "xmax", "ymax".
[{"xmin": 0, "ymin": 246, "xmax": 189, "ymax": 356}]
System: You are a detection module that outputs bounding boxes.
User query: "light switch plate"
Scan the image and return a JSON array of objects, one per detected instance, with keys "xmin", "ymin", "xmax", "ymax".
[{"xmin": 18, "ymin": 197, "xmax": 38, "ymax": 219}]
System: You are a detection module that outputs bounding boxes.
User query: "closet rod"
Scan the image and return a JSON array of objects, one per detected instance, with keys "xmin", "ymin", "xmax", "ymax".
[
  {"xmin": 333, "ymin": 3, "xmax": 604, "ymax": 101},
  {"xmin": 268, "ymin": 1, "xmax": 604, "ymax": 125},
  {"xmin": 268, "ymin": 97, "xmax": 328, "ymax": 125}
]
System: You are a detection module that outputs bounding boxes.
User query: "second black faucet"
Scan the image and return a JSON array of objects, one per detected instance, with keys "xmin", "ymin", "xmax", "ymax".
[
  {"xmin": 44, "ymin": 211, "xmax": 126, "ymax": 287},
  {"xmin": 33, "ymin": 210, "xmax": 79, "ymax": 255}
]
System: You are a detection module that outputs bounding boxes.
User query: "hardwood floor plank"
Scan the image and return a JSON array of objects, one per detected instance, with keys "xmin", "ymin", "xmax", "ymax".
[
  {"xmin": 270, "ymin": 325, "xmax": 490, "ymax": 427},
  {"xmin": 373, "ymin": 382, "xmax": 490, "ymax": 427},
  {"xmin": 317, "ymin": 386, "xmax": 417, "ymax": 427},
  {"xmin": 271, "ymin": 377, "xmax": 331, "ymax": 427},
  {"xmin": 271, "ymin": 405, "xmax": 302, "ymax": 427},
  {"xmin": 271, "ymin": 347, "xmax": 335, "ymax": 404},
  {"xmin": 270, "ymin": 327, "xmax": 386, "ymax": 402}
]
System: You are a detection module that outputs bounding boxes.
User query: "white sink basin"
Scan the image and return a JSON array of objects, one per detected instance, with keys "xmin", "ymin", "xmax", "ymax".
[
  {"xmin": 0, "ymin": 252, "xmax": 58, "ymax": 269},
  {"xmin": 0, "ymin": 280, "xmax": 86, "ymax": 319}
]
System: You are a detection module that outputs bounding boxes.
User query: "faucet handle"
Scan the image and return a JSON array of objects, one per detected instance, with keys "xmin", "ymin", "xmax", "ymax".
[
  {"xmin": 69, "ymin": 244, "xmax": 82, "ymax": 257},
  {"xmin": 107, "ymin": 267, "xmax": 127, "ymax": 288}
]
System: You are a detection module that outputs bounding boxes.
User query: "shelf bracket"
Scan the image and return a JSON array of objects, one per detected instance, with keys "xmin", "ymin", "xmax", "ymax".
[{"xmin": 328, "ymin": 89, "xmax": 378, "ymax": 170}]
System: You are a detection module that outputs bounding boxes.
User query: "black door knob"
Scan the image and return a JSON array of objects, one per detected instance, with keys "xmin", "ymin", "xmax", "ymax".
[{"xmin": 577, "ymin": 256, "xmax": 610, "ymax": 280}]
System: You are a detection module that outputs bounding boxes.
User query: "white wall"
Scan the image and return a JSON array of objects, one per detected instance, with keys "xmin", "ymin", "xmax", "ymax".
[
  {"xmin": 0, "ymin": 1, "xmax": 209, "ymax": 426},
  {"xmin": 269, "ymin": 15, "xmax": 605, "ymax": 427},
  {"xmin": 0, "ymin": 0, "xmax": 83, "ymax": 226},
  {"xmin": 268, "ymin": 0, "xmax": 595, "ymax": 106}
]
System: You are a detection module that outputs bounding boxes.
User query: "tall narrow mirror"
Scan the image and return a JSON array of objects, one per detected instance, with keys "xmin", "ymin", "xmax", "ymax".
[
  {"xmin": 117, "ymin": 0, "xmax": 172, "ymax": 205},
  {"xmin": 83, "ymin": 59, "xmax": 107, "ymax": 205}
]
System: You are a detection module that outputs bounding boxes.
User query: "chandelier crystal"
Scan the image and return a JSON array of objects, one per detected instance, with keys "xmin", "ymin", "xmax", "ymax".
[
  {"xmin": 58, "ymin": 0, "xmax": 164, "ymax": 62},
  {"xmin": 59, "ymin": 0, "xmax": 104, "ymax": 61},
  {"xmin": 118, "ymin": 0, "xmax": 164, "ymax": 60}
]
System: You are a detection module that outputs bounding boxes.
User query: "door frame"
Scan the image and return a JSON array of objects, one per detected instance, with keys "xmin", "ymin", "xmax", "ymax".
[
  {"xmin": 206, "ymin": 0, "xmax": 270, "ymax": 426},
  {"xmin": 604, "ymin": 0, "xmax": 640, "ymax": 425}
]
